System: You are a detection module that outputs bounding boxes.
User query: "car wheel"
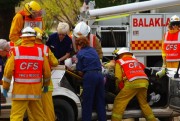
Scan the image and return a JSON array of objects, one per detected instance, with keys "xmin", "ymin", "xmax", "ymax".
[{"xmin": 53, "ymin": 98, "xmax": 75, "ymax": 121}]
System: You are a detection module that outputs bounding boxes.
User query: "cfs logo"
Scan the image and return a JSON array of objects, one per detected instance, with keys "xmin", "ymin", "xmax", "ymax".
[
  {"xmin": 20, "ymin": 62, "xmax": 39, "ymax": 70},
  {"xmin": 166, "ymin": 44, "xmax": 177, "ymax": 50},
  {"xmin": 128, "ymin": 62, "xmax": 141, "ymax": 68}
]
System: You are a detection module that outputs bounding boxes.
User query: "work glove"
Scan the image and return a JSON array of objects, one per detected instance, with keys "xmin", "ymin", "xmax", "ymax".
[
  {"xmin": 156, "ymin": 68, "xmax": 167, "ymax": 79},
  {"xmin": 3, "ymin": 89, "xmax": 8, "ymax": 97},
  {"xmin": 112, "ymin": 49, "xmax": 119, "ymax": 55},
  {"xmin": 43, "ymin": 86, "xmax": 48, "ymax": 93}
]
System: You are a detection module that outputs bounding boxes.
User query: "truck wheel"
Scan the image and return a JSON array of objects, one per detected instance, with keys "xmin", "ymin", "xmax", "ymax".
[
  {"xmin": 53, "ymin": 98, "xmax": 75, "ymax": 121},
  {"xmin": 158, "ymin": 117, "xmax": 173, "ymax": 121}
]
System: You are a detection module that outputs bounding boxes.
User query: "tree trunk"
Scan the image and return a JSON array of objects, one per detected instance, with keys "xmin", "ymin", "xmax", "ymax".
[{"xmin": 0, "ymin": 7, "xmax": 15, "ymax": 41}]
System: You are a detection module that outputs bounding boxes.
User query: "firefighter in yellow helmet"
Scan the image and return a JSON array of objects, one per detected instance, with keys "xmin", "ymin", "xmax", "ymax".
[
  {"xmin": 111, "ymin": 47, "xmax": 156, "ymax": 121},
  {"xmin": 161, "ymin": 15, "xmax": 180, "ymax": 68},
  {"xmin": 9, "ymin": 1, "xmax": 44, "ymax": 45},
  {"xmin": 29, "ymin": 27, "xmax": 58, "ymax": 121},
  {"xmin": 2, "ymin": 26, "xmax": 51, "ymax": 121}
]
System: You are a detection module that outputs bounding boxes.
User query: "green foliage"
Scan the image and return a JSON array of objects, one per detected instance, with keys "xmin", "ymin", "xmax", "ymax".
[{"xmin": 21, "ymin": 0, "xmax": 82, "ymax": 31}]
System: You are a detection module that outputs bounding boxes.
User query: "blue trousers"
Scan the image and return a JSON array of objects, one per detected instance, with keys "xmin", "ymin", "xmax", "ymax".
[{"xmin": 82, "ymin": 71, "xmax": 106, "ymax": 121}]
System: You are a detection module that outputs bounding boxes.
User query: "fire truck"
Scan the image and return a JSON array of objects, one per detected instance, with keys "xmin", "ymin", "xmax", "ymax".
[
  {"xmin": 86, "ymin": 0, "xmax": 180, "ymax": 67},
  {"xmin": 1, "ymin": 0, "xmax": 180, "ymax": 121}
]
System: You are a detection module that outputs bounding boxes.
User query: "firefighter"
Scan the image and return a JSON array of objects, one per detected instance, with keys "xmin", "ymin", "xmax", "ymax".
[
  {"xmin": 73, "ymin": 21, "xmax": 103, "ymax": 61},
  {"xmin": 46, "ymin": 22, "xmax": 73, "ymax": 65},
  {"xmin": 2, "ymin": 26, "xmax": 51, "ymax": 121},
  {"xmin": 75, "ymin": 36, "xmax": 106, "ymax": 121},
  {"xmin": 161, "ymin": 15, "xmax": 180, "ymax": 68},
  {"xmin": 111, "ymin": 47, "xmax": 156, "ymax": 121},
  {"xmin": 9, "ymin": 1, "xmax": 43, "ymax": 45},
  {"xmin": 33, "ymin": 27, "xmax": 58, "ymax": 121}
]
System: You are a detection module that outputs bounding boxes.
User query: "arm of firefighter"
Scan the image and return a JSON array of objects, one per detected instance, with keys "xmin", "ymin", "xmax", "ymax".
[
  {"xmin": 42, "ymin": 55, "xmax": 51, "ymax": 86},
  {"xmin": 48, "ymin": 49, "xmax": 58, "ymax": 67},
  {"xmin": 9, "ymin": 13, "xmax": 24, "ymax": 42},
  {"xmin": 115, "ymin": 63, "xmax": 124, "ymax": 90},
  {"xmin": 161, "ymin": 37, "xmax": 167, "ymax": 68},
  {"xmin": 95, "ymin": 37, "xmax": 103, "ymax": 59},
  {"xmin": 2, "ymin": 53, "xmax": 14, "ymax": 90}
]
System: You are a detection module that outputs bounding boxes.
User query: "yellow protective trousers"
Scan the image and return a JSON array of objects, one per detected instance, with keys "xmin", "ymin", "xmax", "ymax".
[
  {"xmin": 10, "ymin": 100, "xmax": 46, "ymax": 121},
  {"xmin": 41, "ymin": 91, "xmax": 55, "ymax": 121},
  {"xmin": 27, "ymin": 91, "xmax": 55, "ymax": 121},
  {"xmin": 112, "ymin": 88, "xmax": 156, "ymax": 121}
]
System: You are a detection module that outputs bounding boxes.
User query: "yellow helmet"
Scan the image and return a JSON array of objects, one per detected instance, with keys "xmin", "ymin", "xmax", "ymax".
[{"xmin": 25, "ymin": 1, "xmax": 41, "ymax": 15}]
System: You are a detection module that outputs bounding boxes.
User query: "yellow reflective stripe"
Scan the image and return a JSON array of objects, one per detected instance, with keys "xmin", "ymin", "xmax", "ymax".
[
  {"xmin": 112, "ymin": 113, "xmax": 122, "ymax": 120},
  {"xmin": 146, "ymin": 114, "xmax": 156, "ymax": 121},
  {"xmin": 48, "ymin": 86, "xmax": 53, "ymax": 91},
  {"xmin": 15, "ymin": 39, "xmax": 22, "ymax": 46},
  {"xmin": 95, "ymin": 14, "xmax": 130, "ymax": 21},
  {"xmin": 12, "ymin": 94, "xmax": 41, "ymax": 99},
  {"xmin": 124, "ymin": 83, "xmax": 148, "ymax": 89},
  {"xmin": 3, "ymin": 77, "xmax": 11, "ymax": 83}
]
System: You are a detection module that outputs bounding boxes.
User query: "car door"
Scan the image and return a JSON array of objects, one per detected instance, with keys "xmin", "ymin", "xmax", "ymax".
[{"xmin": 167, "ymin": 68, "xmax": 180, "ymax": 111}]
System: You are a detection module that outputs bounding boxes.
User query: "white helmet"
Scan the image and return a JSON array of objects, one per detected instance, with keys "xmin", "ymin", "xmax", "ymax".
[
  {"xmin": 21, "ymin": 26, "xmax": 36, "ymax": 37},
  {"xmin": 116, "ymin": 47, "xmax": 133, "ymax": 56},
  {"xmin": 170, "ymin": 15, "xmax": 180, "ymax": 22},
  {"xmin": 73, "ymin": 21, "xmax": 90, "ymax": 38}
]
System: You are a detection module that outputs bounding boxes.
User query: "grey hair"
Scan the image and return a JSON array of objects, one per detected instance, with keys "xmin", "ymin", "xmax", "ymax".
[
  {"xmin": 57, "ymin": 22, "xmax": 69, "ymax": 34},
  {"xmin": 0, "ymin": 39, "xmax": 10, "ymax": 51}
]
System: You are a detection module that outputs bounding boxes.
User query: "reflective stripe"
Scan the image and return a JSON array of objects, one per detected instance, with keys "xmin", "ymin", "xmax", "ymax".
[
  {"xmin": 14, "ymin": 47, "xmax": 43, "ymax": 61},
  {"xmin": 3, "ymin": 77, "xmax": 11, "ymax": 83},
  {"xmin": 12, "ymin": 94, "xmax": 41, "ymax": 99},
  {"xmin": 146, "ymin": 114, "xmax": 156, "ymax": 121},
  {"xmin": 15, "ymin": 78, "xmax": 41, "ymax": 83},
  {"xmin": 15, "ymin": 47, "xmax": 19, "ymax": 56},
  {"xmin": 48, "ymin": 86, "xmax": 53, "ymax": 91},
  {"xmin": 43, "ymin": 45, "xmax": 48, "ymax": 56},
  {"xmin": 15, "ymin": 56, "xmax": 43, "ymax": 60},
  {"xmin": 125, "ymin": 83, "xmax": 148, "ymax": 89},
  {"xmin": 129, "ymin": 76, "xmax": 148, "ymax": 82},
  {"xmin": 44, "ymin": 78, "xmax": 50, "ymax": 83},
  {"xmin": 112, "ymin": 113, "xmax": 122, "ymax": 120}
]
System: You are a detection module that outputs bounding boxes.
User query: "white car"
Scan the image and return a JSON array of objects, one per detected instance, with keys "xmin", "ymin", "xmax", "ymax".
[{"xmin": 1, "ymin": 65, "xmax": 180, "ymax": 121}]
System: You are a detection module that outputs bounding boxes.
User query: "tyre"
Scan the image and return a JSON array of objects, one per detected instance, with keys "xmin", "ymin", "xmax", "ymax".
[{"xmin": 53, "ymin": 98, "xmax": 75, "ymax": 121}]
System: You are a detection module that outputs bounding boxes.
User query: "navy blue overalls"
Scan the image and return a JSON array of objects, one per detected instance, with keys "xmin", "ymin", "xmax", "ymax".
[{"xmin": 76, "ymin": 46, "xmax": 106, "ymax": 121}]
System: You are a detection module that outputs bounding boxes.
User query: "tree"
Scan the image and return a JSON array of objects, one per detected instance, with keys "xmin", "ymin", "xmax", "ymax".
[
  {"xmin": 0, "ymin": 0, "xmax": 23, "ymax": 40},
  {"xmin": 21, "ymin": 0, "xmax": 82, "ymax": 31}
]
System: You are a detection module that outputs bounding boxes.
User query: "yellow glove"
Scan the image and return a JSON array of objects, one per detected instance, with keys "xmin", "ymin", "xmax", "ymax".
[
  {"xmin": 112, "ymin": 49, "xmax": 119, "ymax": 55},
  {"xmin": 15, "ymin": 39, "xmax": 22, "ymax": 46}
]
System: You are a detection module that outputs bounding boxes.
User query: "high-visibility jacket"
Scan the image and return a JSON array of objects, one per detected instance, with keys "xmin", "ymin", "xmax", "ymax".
[
  {"xmin": 9, "ymin": 46, "xmax": 44, "ymax": 100},
  {"xmin": 164, "ymin": 31, "xmax": 180, "ymax": 62},
  {"xmin": 116, "ymin": 57, "xmax": 148, "ymax": 82},
  {"xmin": 9, "ymin": 41, "xmax": 15, "ymax": 49},
  {"xmin": 9, "ymin": 10, "xmax": 44, "ymax": 42},
  {"xmin": 72, "ymin": 34, "xmax": 96, "ymax": 52},
  {"xmin": 19, "ymin": 11, "xmax": 43, "ymax": 29},
  {"xmin": 35, "ymin": 42, "xmax": 59, "ymax": 92},
  {"xmin": 35, "ymin": 43, "xmax": 49, "ymax": 57},
  {"xmin": 72, "ymin": 34, "xmax": 103, "ymax": 59}
]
